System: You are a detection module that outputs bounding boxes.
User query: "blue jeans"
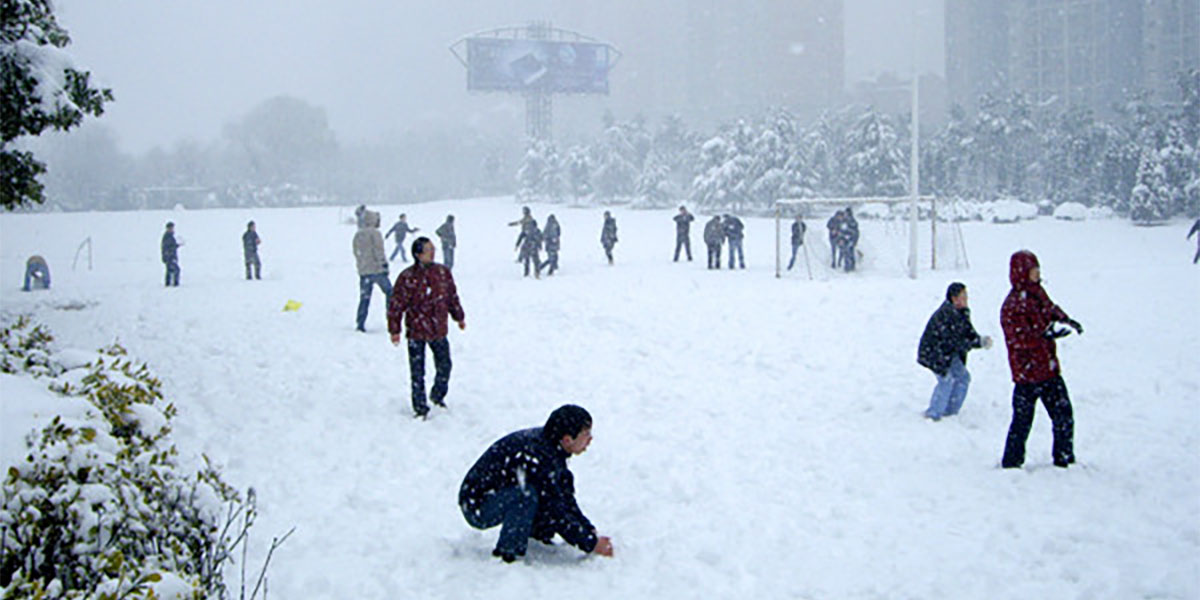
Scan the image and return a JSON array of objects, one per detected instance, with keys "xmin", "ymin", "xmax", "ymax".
[
  {"xmin": 24, "ymin": 263, "xmax": 50, "ymax": 291},
  {"xmin": 356, "ymin": 273, "xmax": 392, "ymax": 330},
  {"xmin": 462, "ymin": 486, "xmax": 539, "ymax": 556},
  {"xmin": 925, "ymin": 357, "xmax": 970, "ymax": 419},
  {"xmin": 727, "ymin": 238, "xmax": 744, "ymax": 268},
  {"xmin": 390, "ymin": 243, "xmax": 407, "ymax": 262},
  {"xmin": 164, "ymin": 259, "xmax": 180, "ymax": 287}
]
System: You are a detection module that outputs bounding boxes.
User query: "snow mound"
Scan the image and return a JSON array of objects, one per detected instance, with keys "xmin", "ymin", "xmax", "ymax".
[
  {"xmin": 981, "ymin": 199, "xmax": 1038, "ymax": 223},
  {"xmin": 1054, "ymin": 202, "xmax": 1088, "ymax": 221}
]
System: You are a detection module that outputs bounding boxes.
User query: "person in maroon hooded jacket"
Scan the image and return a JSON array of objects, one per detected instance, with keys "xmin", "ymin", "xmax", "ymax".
[
  {"xmin": 1000, "ymin": 250, "xmax": 1083, "ymax": 468},
  {"xmin": 388, "ymin": 237, "xmax": 466, "ymax": 419}
]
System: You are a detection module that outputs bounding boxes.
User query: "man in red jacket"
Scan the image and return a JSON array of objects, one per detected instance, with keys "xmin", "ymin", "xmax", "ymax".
[
  {"xmin": 1000, "ymin": 250, "xmax": 1083, "ymax": 468},
  {"xmin": 388, "ymin": 237, "xmax": 466, "ymax": 418}
]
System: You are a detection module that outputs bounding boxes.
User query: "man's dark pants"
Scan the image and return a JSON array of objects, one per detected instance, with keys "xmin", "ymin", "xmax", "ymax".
[
  {"xmin": 463, "ymin": 487, "xmax": 539, "ymax": 557},
  {"xmin": 408, "ymin": 337, "xmax": 451, "ymax": 414},
  {"xmin": 674, "ymin": 235, "xmax": 692, "ymax": 261},
  {"xmin": 1002, "ymin": 375, "xmax": 1075, "ymax": 468},
  {"xmin": 706, "ymin": 243, "xmax": 721, "ymax": 269},
  {"xmin": 164, "ymin": 260, "xmax": 180, "ymax": 286}
]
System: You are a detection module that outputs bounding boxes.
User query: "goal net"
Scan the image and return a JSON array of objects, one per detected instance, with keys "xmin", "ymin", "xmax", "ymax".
[{"xmin": 773, "ymin": 196, "xmax": 969, "ymax": 280}]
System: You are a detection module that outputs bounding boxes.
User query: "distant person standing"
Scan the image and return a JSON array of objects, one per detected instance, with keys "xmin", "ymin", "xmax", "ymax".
[
  {"xmin": 515, "ymin": 214, "xmax": 543, "ymax": 278},
  {"xmin": 436, "ymin": 215, "xmax": 457, "ymax": 269},
  {"xmin": 826, "ymin": 210, "xmax": 843, "ymax": 269},
  {"xmin": 917, "ymin": 282, "xmax": 992, "ymax": 421},
  {"xmin": 1188, "ymin": 218, "xmax": 1200, "ymax": 264},
  {"xmin": 161, "ymin": 221, "xmax": 180, "ymax": 287},
  {"xmin": 540, "ymin": 214, "xmax": 561, "ymax": 276},
  {"xmin": 388, "ymin": 237, "xmax": 466, "ymax": 419},
  {"xmin": 242, "ymin": 221, "xmax": 261, "ymax": 280},
  {"xmin": 1000, "ymin": 250, "xmax": 1083, "ymax": 469},
  {"xmin": 838, "ymin": 207, "xmax": 860, "ymax": 272},
  {"xmin": 352, "ymin": 209, "xmax": 391, "ymax": 332},
  {"xmin": 673, "ymin": 205, "xmax": 695, "ymax": 262},
  {"xmin": 723, "ymin": 214, "xmax": 745, "ymax": 269},
  {"xmin": 508, "ymin": 206, "xmax": 534, "ymax": 260},
  {"xmin": 600, "ymin": 211, "xmax": 618, "ymax": 265},
  {"xmin": 385, "ymin": 213, "xmax": 419, "ymax": 262},
  {"xmin": 703, "ymin": 215, "xmax": 724, "ymax": 270},
  {"xmin": 787, "ymin": 215, "xmax": 807, "ymax": 271},
  {"xmin": 22, "ymin": 255, "xmax": 50, "ymax": 291}
]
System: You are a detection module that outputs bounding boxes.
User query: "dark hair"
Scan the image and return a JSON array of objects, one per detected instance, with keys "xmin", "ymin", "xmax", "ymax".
[
  {"xmin": 946, "ymin": 282, "xmax": 966, "ymax": 302},
  {"xmin": 166, "ymin": 221, "xmax": 174, "ymax": 228},
  {"xmin": 543, "ymin": 404, "xmax": 592, "ymax": 442},
  {"xmin": 411, "ymin": 236, "xmax": 431, "ymax": 261},
  {"xmin": 247, "ymin": 220, "xmax": 255, "ymax": 227}
]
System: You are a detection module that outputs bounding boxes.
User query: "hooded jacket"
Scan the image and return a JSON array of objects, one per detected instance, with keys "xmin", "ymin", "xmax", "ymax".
[
  {"xmin": 387, "ymin": 261, "xmax": 464, "ymax": 341},
  {"xmin": 352, "ymin": 210, "xmax": 388, "ymax": 276},
  {"xmin": 1000, "ymin": 250, "xmax": 1071, "ymax": 384}
]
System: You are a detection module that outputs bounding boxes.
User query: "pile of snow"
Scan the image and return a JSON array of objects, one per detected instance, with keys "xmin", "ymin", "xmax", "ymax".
[
  {"xmin": 1053, "ymin": 202, "xmax": 1089, "ymax": 221},
  {"xmin": 1088, "ymin": 205, "xmax": 1116, "ymax": 220},
  {"xmin": 981, "ymin": 198, "xmax": 1039, "ymax": 223}
]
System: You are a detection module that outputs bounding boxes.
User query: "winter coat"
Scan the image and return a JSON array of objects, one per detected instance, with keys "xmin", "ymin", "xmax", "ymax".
[
  {"xmin": 703, "ymin": 217, "xmax": 724, "ymax": 246},
  {"xmin": 387, "ymin": 262, "xmax": 465, "ymax": 341},
  {"xmin": 161, "ymin": 231, "xmax": 179, "ymax": 263},
  {"xmin": 436, "ymin": 220, "xmax": 456, "ymax": 249},
  {"xmin": 543, "ymin": 218, "xmax": 561, "ymax": 252},
  {"xmin": 516, "ymin": 218, "xmax": 541, "ymax": 252},
  {"xmin": 723, "ymin": 216, "xmax": 745, "ymax": 241},
  {"xmin": 459, "ymin": 427, "xmax": 598, "ymax": 553},
  {"xmin": 674, "ymin": 212, "xmax": 695, "ymax": 238},
  {"xmin": 837, "ymin": 213, "xmax": 859, "ymax": 245},
  {"xmin": 242, "ymin": 230, "xmax": 260, "ymax": 259},
  {"xmin": 918, "ymin": 300, "xmax": 983, "ymax": 376},
  {"xmin": 352, "ymin": 210, "xmax": 388, "ymax": 276},
  {"xmin": 601, "ymin": 216, "xmax": 618, "ymax": 248},
  {"xmin": 1000, "ymin": 250, "xmax": 1071, "ymax": 384},
  {"xmin": 791, "ymin": 220, "xmax": 806, "ymax": 247},
  {"xmin": 385, "ymin": 220, "xmax": 418, "ymax": 244}
]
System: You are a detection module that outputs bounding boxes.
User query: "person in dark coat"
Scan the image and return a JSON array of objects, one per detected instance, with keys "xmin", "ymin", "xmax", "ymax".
[
  {"xmin": 1000, "ymin": 250, "xmax": 1083, "ymax": 468},
  {"xmin": 1188, "ymin": 218, "xmax": 1200, "ymax": 264},
  {"xmin": 388, "ymin": 237, "xmax": 466, "ymax": 418},
  {"xmin": 787, "ymin": 216, "xmax": 807, "ymax": 271},
  {"xmin": 385, "ymin": 213, "xmax": 419, "ymax": 262},
  {"xmin": 435, "ymin": 215, "xmax": 456, "ymax": 270},
  {"xmin": 540, "ymin": 214, "xmax": 561, "ymax": 276},
  {"xmin": 917, "ymin": 282, "xmax": 992, "ymax": 420},
  {"xmin": 600, "ymin": 211, "xmax": 618, "ymax": 265},
  {"xmin": 703, "ymin": 215, "xmax": 724, "ymax": 269},
  {"xmin": 722, "ymin": 214, "xmax": 745, "ymax": 269},
  {"xmin": 508, "ymin": 206, "xmax": 534, "ymax": 261},
  {"xmin": 515, "ymin": 215, "xmax": 543, "ymax": 278},
  {"xmin": 23, "ymin": 255, "xmax": 50, "ymax": 291},
  {"xmin": 673, "ymin": 205, "xmax": 695, "ymax": 262},
  {"xmin": 161, "ymin": 221, "xmax": 180, "ymax": 287},
  {"xmin": 837, "ymin": 207, "xmax": 859, "ymax": 272},
  {"xmin": 459, "ymin": 404, "xmax": 614, "ymax": 563},
  {"xmin": 826, "ymin": 210, "xmax": 843, "ymax": 268},
  {"xmin": 242, "ymin": 221, "xmax": 261, "ymax": 280}
]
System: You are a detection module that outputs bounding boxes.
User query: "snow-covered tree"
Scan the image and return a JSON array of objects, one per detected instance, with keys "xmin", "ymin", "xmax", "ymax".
[
  {"xmin": 516, "ymin": 140, "xmax": 548, "ymax": 202},
  {"xmin": 1130, "ymin": 147, "xmax": 1172, "ymax": 223},
  {"xmin": 633, "ymin": 156, "xmax": 674, "ymax": 209},
  {"xmin": 842, "ymin": 108, "xmax": 907, "ymax": 197},
  {"xmin": 2, "ymin": 0, "xmax": 112, "ymax": 209},
  {"xmin": 565, "ymin": 145, "xmax": 592, "ymax": 203},
  {"xmin": 591, "ymin": 125, "xmax": 639, "ymax": 201}
]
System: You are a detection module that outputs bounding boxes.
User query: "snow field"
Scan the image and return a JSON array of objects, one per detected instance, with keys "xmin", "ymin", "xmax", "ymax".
[{"xmin": 2, "ymin": 199, "xmax": 1198, "ymax": 599}]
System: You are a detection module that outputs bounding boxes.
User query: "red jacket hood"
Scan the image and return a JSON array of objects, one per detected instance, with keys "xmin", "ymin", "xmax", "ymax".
[{"xmin": 1009, "ymin": 250, "xmax": 1040, "ymax": 288}]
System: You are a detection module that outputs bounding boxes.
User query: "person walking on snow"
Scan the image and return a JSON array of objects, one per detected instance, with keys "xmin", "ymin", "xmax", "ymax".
[
  {"xmin": 388, "ymin": 237, "xmax": 466, "ymax": 419},
  {"xmin": 787, "ymin": 215, "xmax": 807, "ymax": 271},
  {"xmin": 1188, "ymin": 218, "xmax": 1200, "ymax": 264},
  {"xmin": 540, "ymin": 214, "xmax": 561, "ymax": 276},
  {"xmin": 352, "ymin": 209, "xmax": 391, "ymax": 332},
  {"xmin": 242, "ymin": 221, "xmax": 261, "ymax": 280},
  {"xmin": 515, "ymin": 214, "xmax": 543, "ymax": 278},
  {"xmin": 723, "ymin": 214, "xmax": 745, "ymax": 269},
  {"xmin": 459, "ymin": 404, "xmax": 614, "ymax": 563},
  {"xmin": 161, "ymin": 221, "xmax": 181, "ymax": 287},
  {"xmin": 1000, "ymin": 250, "xmax": 1083, "ymax": 469},
  {"xmin": 673, "ymin": 205, "xmax": 695, "ymax": 262},
  {"xmin": 917, "ymin": 282, "xmax": 992, "ymax": 420},
  {"xmin": 508, "ymin": 206, "xmax": 534, "ymax": 261},
  {"xmin": 435, "ymin": 215, "xmax": 457, "ymax": 270},
  {"xmin": 703, "ymin": 215, "xmax": 724, "ymax": 269},
  {"xmin": 385, "ymin": 213, "xmax": 419, "ymax": 262},
  {"xmin": 600, "ymin": 211, "xmax": 618, "ymax": 265}
]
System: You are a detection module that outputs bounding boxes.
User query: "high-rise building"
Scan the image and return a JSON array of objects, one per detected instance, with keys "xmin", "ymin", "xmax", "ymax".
[{"xmin": 945, "ymin": 0, "xmax": 1198, "ymax": 115}]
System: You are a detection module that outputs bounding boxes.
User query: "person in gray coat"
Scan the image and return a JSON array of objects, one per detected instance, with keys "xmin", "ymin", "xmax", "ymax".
[
  {"xmin": 600, "ymin": 211, "xmax": 618, "ymax": 265},
  {"xmin": 540, "ymin": 214, "xmax": 561, "ymax": 276},
  {"xmin": 703, "ymin": 215, "xmax": 724, "ymax": 270},
  {"xmin": 353, "ymin": 209, "xmax": 391, "ymax": 332},
  {"xmin": 436, "ymin": 215, "xmax": 457, "ymax": 269},
  {"xmin": 242, "ymin": 221, "xmax": 261, "ymax": 280},
  {"xmin": 786, "ymin": 216, "xmax": 806, "ymax": 271},
  {"xmin": 515, "ymin": 216, "xmax": 543, "ymax": 278},
  {"xmin": 386, "ymin": 213, "xmax": 420, "ymax": 262}
]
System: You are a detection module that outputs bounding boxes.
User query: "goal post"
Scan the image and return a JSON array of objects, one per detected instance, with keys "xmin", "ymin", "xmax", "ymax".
[{"xmin": 774, "ymin": 196, "xmax": 968, "ymax": 279}]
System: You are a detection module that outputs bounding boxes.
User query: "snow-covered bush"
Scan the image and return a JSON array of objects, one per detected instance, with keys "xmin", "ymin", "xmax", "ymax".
[
  {"xmin": 0, "ymin": 317, "xmax": 266, "ymax": 600},
  {"xmin": 981, "ymin": 198, "xmax": 1038, "ymax": 223},
  {"xmin": 1054, "ymin": 202, "xmax": 1089, "ymax": 221}
]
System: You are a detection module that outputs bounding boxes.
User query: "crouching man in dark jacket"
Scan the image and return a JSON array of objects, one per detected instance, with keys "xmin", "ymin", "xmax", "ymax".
[
  {"xmin": 917, "ymin": 282, "xmax": 991, "ymax": 420},
  {"xmin": 459, "ymin": 404, "xmax": 615, "ymax": 563}
]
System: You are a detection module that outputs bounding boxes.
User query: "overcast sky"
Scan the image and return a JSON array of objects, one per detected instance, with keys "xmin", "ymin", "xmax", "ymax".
[{"xmin": 55, "ymin": 0, "xmax": 944, "ymax": 154}]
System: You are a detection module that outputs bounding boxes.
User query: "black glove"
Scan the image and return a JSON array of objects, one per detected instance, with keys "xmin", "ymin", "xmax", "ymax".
[
  {"xmin": 1065, "ymin": 318, "xmax": 1083, "ymax": 335},
  {"xmin": 1044, "ymin": 324, "xmax": 1071, "ymax": 339}
]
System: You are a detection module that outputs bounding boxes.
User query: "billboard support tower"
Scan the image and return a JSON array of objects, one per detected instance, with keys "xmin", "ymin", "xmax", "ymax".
[{"xmin": 451, "ymin": 22, "xmax": 620, "ymax": 142}]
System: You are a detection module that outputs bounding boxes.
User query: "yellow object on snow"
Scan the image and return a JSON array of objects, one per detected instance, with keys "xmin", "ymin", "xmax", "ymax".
[{"xmin": 282, "ymin": 299, "xmax": 302, "ymax": 312}]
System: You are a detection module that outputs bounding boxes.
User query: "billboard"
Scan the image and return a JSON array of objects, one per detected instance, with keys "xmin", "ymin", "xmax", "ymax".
[{"xmin": 466, "ymin": 38, "xmax": 611, "ymax": 94}]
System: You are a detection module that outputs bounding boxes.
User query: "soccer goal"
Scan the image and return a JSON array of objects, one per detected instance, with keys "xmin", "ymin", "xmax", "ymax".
[{"xmin": 773, "ymin": 196, "xmax": 969, "ymax": 280}]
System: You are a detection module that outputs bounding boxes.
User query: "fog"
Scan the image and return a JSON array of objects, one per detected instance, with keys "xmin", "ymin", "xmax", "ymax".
[{"xmin": 55, "ymin": 0, "xmax": 944, "ymax": 155}]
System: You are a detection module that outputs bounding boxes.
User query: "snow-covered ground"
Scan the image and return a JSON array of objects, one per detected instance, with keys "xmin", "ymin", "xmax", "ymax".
[{"xmin": 3, "ymin": 199, "xmax": 1198, "ymax": 599}]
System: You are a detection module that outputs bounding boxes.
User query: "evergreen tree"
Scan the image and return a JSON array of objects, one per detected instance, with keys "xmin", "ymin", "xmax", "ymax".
[
  {"xmin": 566, "ymin": 145, "xmax": 592, "ymax": 204},
  {"xmin": 1130, "ymin": 147, "xmax": 1172, "ymax": 223},
  {"xmin": 591, "ymin": 125, "xmax": 639, "ymax": 201},
  {"xmin": 842, "ymin": 108, "xmax": 907, "ymax": 197},
  {"xmin": 516, "ymin": 140, "xmax": 547, "ymax": 202},
  {"xmin": 2, "ymin": 0, "xmax": 112, "ymax": 209}
]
